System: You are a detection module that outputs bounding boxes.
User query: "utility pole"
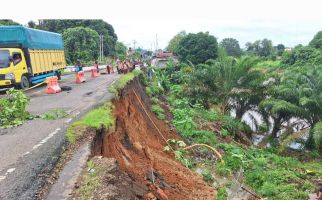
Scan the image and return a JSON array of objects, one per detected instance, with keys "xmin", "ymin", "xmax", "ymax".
[
  {"xmin": 99, "ymin": 35, "xmax": 104, "ymax": 62},
  {"xmin": 133, "ymin": 40, "xmax": 137, "ymax": 52},
  {"xmin": 155, "ymin": 34, "xmax": 158, "ymax": 52}
]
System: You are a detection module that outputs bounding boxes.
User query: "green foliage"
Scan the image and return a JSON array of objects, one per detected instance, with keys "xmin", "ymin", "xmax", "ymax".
[
  {"xmin": 78, "ymin": 160, "xmax": 102, "ymax": 200},
  {"xmin": 62, "ymin": 27, "xmax": 99, "ymax": 64},
  {"xmin": 216, "ymin": 187, "xmax": 228, "ymax": 200},
  {"xmin": 0, "ymin": 20, "xmax": 20, "ymax": 26},
  {"xmin": 40, "ymin": 108, "xmax": 67, "ymax": 120},
  {"xmin": 309, "ymin": 30, "xmax": 322, "ymax": 49},
  {"xmin": 0, "ymin": 88, "xmax": 30, "ymax": 127},
  {"xmin": 281, "ymin": 46, "xmax": 322, "ymax": 66},
  {"xmin": 177, "ymin": 32, "xmax": 218, "ymax": 64},
  {"xmin": 164, "ymin": 139, "xmax": 193, "ymax": 168},
  {"xmin": 79, "ymin": 103, "xmax": 114, "ymax": 129},
  {"xmin": 151, "ymin": 104, "xmax": 165, "ymax": 120},
  {"xmin": 166, "ymin": 31, "xmax": 186, "ymax": 54},
  {"xmin": 191, "ymin": 130, "xmax": 217, "ymax": 145},
  {"xmin": 39, "ymin": 19, "xmax": 117, "ymax": 56},
  {"xmin": 217, "ymin": 143, "xmax": 320, "ymax": 200},
  {"xmin": 259, "ymin": 98, "xmax": 305, "ymax": 137},
  {"xmin": 220, "ymin": 38, "xmax": 242, "ymax": 57},
  {"xmin": 66, "ymin": 102, "xmax": 114, "ymax": 144},
  {"xmin": 245, "ymin": 39, "xmax": 274, "ymax": 57},
  {"xmin": 109, "ymin": 69, "xmax": 141, "ymax": 95},
  {"xmin": 276, "ymin": 44, "xmax": 286, "ymax": 56},
  {"xmin": 255, "ymin": 60, "xmax": 280, "ymax": 68},
  {"xmin": 140, "ymin": 53, "xmax": 322, "ymax": 200},
  {"xmin": 312, "ymin": 122, "xmax": 322, "ymax": 150},
  {"xmin": 115, "ymin": 41, "xmax": 127, "ymax": 57},
  {"xmin": 145, "ymin": 82, "xmax": 164, "ymax": 97},
  {"xmin": 201, "ymin": 169, "xmax": 214, "ymax": 182}
]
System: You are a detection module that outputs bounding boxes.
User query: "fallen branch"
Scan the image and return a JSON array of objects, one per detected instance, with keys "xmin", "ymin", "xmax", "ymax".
[{"xmin": 241, "ymin": 186, "xmax": 263, "ymax": 199}]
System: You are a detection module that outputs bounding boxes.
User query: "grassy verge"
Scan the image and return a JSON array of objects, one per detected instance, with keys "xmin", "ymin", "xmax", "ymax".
[
  {"xmin": 66, "ymin": 102, "xmax": 114, "ymax": 144},
  {"xmin": 109, "ymin": 69, "xmax": 141, "ymax": 95},
  {"xmin": 40, "ymin": 108, "xmax": 67, "ymax": 120},
  {"xmin": 78, "ymin": 160, "xmax": 102, "ymax": 200}
]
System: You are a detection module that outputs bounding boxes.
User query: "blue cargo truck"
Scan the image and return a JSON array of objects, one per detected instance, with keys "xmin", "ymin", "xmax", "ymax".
[{"xmin": 0, "ymin": 26, "xmax": 66, "ymax": 89}]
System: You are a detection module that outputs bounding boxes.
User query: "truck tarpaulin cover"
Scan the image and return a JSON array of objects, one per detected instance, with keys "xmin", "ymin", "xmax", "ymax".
[{"xmin": 0, "ymin": 26, "xmax": 64, "ymax": 50}]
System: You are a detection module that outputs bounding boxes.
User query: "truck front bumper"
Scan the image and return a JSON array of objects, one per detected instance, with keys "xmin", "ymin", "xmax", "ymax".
[{"xmin": 0, "ymin": 80, "xmax": 14, "ymax": 88}]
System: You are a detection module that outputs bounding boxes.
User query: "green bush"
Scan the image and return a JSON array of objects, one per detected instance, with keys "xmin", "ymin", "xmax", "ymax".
[
  {"xmin": 201, "ymin": 168, "xmax": 214, "ymax": 182},
  {"xmin": 216, "ymin": 187, "xmax": 228, "ymax": 200},
  {"xmin": 217, "ymin": 143, "xmax": 319, "ymax": 200},
  {"xmin": 0, "ymin": 88, "xmax": 30, "ymax": 127},
  {"xmin": 191, "ymin": 130, "xmax": 217, "ymax": 145},
  {"xmin": 151, "ymin": 104, "xmax": 165, "ymax": 120}
]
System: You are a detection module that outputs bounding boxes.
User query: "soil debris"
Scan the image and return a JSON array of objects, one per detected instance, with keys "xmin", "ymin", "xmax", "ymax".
[{"xmin": 96, "ymin": 79, "xmax": 216, "ymax": 199}]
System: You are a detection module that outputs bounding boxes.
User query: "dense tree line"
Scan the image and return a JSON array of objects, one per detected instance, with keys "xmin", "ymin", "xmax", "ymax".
[
  {"xmin": 0, "ymin": 19, "xmax": 125, "ymax": 64},
  {"xmin": 39, "ymin": 20, "xmax": 117, "ymax": 56},
  {"xmin": 0, "ymin": 20, "xmax": 20, "ymax": 26},
  {"xmin": 166, "ymin": 30, "xmax": 322, "ymax": 152}
]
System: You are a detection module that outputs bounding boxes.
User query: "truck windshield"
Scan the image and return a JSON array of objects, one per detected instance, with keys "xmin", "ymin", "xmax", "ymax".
[{"xmin": 0, "ymin": 50, "xmax": 10, "ymax": 68}]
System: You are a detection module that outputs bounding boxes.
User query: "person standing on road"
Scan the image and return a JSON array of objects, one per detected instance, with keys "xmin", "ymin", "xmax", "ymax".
[
  {"xmin": 94, "ymin": 60, "xmax": 99, "ymax": 73},
  {"xmin": 106, "ymin": 62, "xmax": 111, "ymax": 74},
  {"xmin": 75, "ymin": 59, "xmax": 83, "ymax": 73}
]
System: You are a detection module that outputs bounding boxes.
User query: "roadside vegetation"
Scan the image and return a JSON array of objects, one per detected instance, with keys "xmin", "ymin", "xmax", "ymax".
[
  {"xmin": 40, "ymin": 108, "xmax": 67, "ymax": 120},
  {"xmin": 0, "ymin": 88, "xmax": 30, "ymax": 128},
  {"xmin": 109, "ymin": 69, "xmax": 141, "ymax": 95},
  {"xmin": 140, "ymin": 29, "xmax": 322, "ymax": 199},
  {"xmin": 66, "ymin": 102, "xmax": 114, "ymax": 144}
]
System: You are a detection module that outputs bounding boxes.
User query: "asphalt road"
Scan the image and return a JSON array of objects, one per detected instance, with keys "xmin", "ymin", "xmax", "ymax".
[{"xmin": 0, "ymin": 70, "xmax": 120, "ymax": 200}]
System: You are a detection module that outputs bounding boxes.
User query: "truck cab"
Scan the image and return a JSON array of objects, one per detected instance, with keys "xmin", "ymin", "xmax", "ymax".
[{"xmin": 0, "ymin": 48, "xmax": 29, "ymax": 88}]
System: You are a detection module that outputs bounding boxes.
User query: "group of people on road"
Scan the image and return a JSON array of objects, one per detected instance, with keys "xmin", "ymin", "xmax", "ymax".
[
  {"xmin": 116, "ymin": 60, "xmax": 135, "ymax": 74},
  {"xmin": 74, "ymin": 58, "xmax": 138, "ymax": 75}
]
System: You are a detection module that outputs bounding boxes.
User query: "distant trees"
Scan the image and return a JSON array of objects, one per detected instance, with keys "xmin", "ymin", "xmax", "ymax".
[
  {"xmin": 276, "ymin": 44, "xmax": 285, "ymax": 56},
  {"xmin": 39, "ymin": 19, "xmax": 118, "ymax": 56},
  {"xmin": 220, "ymin": 38, "xmax": 242, "ymax": 57},
  {"xmin": 245, "ymin": 39, "xmax": 273, "ymax": 57},
  {"xmin": 0, "ymin": 20, "xmax": 20, "ymax": 26},
  {"xmin": 281, "ymin": 46, "xmax": 322, "ymax": 66},
  {"xmin": 177, "ymin": 32, "xmax": 218, "ymax": 64},
  {"xmin": 62, "ymin": 27, "xmax": 99, "ymax": 64},
  {"xmin": 309, "ymin": 30, "xmax": 322, "ymax": 49},
  {"xmin": 27, "ymin": 21, "xmax": 38, "ymax": 29},
  {"xmin": 115, "ymin": 41, "xmax": 127, "ymax": 58},
  {"xmin": 166, "ymin": 31, "xmax": 186, "ymax": 54}
]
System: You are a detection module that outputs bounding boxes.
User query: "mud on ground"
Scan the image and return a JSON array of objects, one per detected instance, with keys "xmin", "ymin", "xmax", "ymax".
[{"xmin": 87, "ymin": 78, "xmax": 216, "ymax": 200}]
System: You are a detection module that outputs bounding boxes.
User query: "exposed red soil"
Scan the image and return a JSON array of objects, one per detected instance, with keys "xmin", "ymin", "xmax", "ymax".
[{"xmin": 100, "ymin": 78, "xmax": 216, "ymax": 200}]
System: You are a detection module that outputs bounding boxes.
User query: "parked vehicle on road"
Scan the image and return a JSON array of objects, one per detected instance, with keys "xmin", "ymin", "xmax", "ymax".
[{"xmin": 0, "ymin": 26, "xmax": 66, "ymax": 89}]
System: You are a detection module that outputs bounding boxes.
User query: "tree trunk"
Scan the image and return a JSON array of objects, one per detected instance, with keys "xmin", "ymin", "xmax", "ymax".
[
  {"xmin": 236, "ymin": 107, "xmax": 245, "ymax": 119},
  {"xmin": 271, "ymin": 118, "xmax": 282, "ymax": 138}
]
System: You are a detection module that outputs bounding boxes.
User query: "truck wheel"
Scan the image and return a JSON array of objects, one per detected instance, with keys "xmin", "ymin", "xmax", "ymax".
[{"xmin": 20, "ymin": 75, "xmax": 31, "ymax": 89}]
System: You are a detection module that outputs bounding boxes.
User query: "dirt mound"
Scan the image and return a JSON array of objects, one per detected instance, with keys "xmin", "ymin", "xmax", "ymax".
[{"xmin": 97, "ymin": 78, "xmax": 216, "ymax": 199}]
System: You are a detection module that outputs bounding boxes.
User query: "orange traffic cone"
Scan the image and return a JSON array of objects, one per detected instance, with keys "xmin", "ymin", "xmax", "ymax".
[
  {"xmin": 46, "ymin": 76, "xmax": 61, "ymax": 94},
  {"xmin": 76, "ymin": 71, "xmax": 86, "ymax": 84},
  {"xmin": 91, "ymin": 68, "xmax": 98, "ymax": 78}
]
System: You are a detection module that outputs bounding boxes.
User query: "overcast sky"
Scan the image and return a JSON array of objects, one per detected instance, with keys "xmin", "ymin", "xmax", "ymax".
[{"xmin": 4, "ymin": 0, "xmax": 322, "ymax": 50}]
